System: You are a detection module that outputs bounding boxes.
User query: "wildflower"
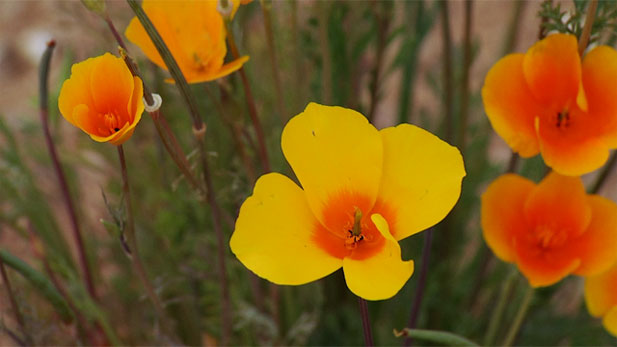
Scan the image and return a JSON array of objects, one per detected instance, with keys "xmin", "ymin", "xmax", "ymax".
[
  {"xmin": 230, "ymin": 103, "xmax": 465, "ymax": 300},
  {"xmin": 482, "ymin": 33, "xmax": 617, "ymax": 176},
  {"xmin": 584, "ymin": 263, "xmax": 617, "ymax": 337},
  {"xmin": 125, "ymin": 0, "xmax": 249, "ymax": 84},
  {"xmin": 481, "ymin": 172, "xmax": 617, "ymax": 287},
  {"xmin": 58, "ymin": 53, "xmax": 144, "ymax": 145}
]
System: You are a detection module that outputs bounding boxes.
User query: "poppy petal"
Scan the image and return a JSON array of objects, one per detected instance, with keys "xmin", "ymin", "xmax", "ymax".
[
  {"xmin": 281, "ymin": 103, "xmax": 382, "ymax": 227},
  {"xmin": 376, "ymin": 124, "xmax": 465, "ymax": 241},
  {"xmin": 572, "ymin": 195, "xmax": 617, "ymax": 277},
  {"xmin": 89, "ymin": 53, "xmax": 135, "ymax": 116},
  {"xmin": 584, "ymin": 264, "xmax": 617, "ymax": 317},
  {"xmin": 58, "ymin": 59, "xmax": 97, "ymax": 127},
  {"xmin": 342, "ymin": 214, "xmax": 413, "ymax": 300},
  {"xmin": 514, "ymin": 238, "xmax": 581, "ymax": 287},
  {"xmin": 582, "ymin": 45, "xmax": 617, "ymax": 146},
  {"xmin": 481, "ymin": 174, "xmax": 535, "ymax": 262},
  {"xmin": 482, "ymin": 54, "xmax": 541, "ymax": 157},
  {"xmin": 523, "ymin": 33, "xmax": 581, "ymax": 108},
  {"xmin": 603, "ymin": 307, "xmax": 617, "ymax": 337},
  {"xmin": 230, "ymin": 173, "xmax": 342, "ymax": 285},
  {"xmin": 165, "ymin": 56, "xmax": 249, "ymax": 84}
]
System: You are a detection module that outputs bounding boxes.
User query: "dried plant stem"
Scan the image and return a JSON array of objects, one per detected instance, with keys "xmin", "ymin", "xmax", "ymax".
[
  {"xmin": 578, "ymin": 0, "xmax": 598, "ymax": 56},
  {"xmin": 404, "ymin": 228, "xmax": 433, "ymax": 347},
  {"xmin": 116, "ymin": 146, "xmax": 167, "ymax": 325},
  {"xmin": 0, "ymin": 259, "xmax": 29, "ymax": 344},
  {"xmin": 318, "ymin": 1, "xmax": 332, "ymax": 105},
  {"xmin": 260, "ymin": 0, "xmax": 287, "ymax": 124},
  {"xmin": 358, "ymin": 297, "xmax": 374, "ymax": 346},
  {"xmin": 458, "ymin": 0, "xmax": 473, "ymax": 152},
  {"xmin": 39, "ymin": 40, "xmax": 97, "ymax": 301},
  {"xmin": 104, "ymin": 15, "xmax": 128, "ymax": 51},
  {"xmin": 225, "ymin": 20, "xmax": 271, "ymax": 173},
  {"xmin": 483, "ymin": 269, "xmax": 517, "ymax": 346},
  {"xmin": 502, "ymin": 285, "xmax": 534, "ymax": 347}
]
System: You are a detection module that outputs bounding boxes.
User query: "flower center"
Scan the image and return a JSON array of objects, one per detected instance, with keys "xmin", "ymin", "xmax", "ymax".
[
  {"xmin": 345, "ymin": 208, "xmax": 365, "ymax": 250},
  {"xmin": 554, "ymin": 109, "xmax": 570, "ymax": 129},
  {"xmin": 98, "ymin": 113, "xmax": 124, "ymax": 136},
  {"xmin": 533, "ymin": 224, "xmax": 568, "ymax": 249}
]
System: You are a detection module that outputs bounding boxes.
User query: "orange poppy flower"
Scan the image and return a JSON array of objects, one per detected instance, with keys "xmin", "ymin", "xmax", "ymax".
[
  {"xmin": 482, "ymin": 33, "xmax": 617, "ymax": 176},
  {"xmin": 481, "ymin": 172, "xmax": 617, "ymax": 287},
  {"xmin": 125, "ymin": 0, "xmax": 249, "ymax": 84},
  {"xmin": 58, "ymin": 53, "xmax": 144, "ymax": 146},
  {"xmin": 584, "ymin": 263, "xmax": 617, "ymax": 337},
  {"xmin": 230, "ymin": 103, "xmax": 465, "ymax": 300}
]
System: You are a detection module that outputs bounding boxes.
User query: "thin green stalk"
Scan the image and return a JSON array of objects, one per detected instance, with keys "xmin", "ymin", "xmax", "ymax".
[
  {"xmin": 395, "ymin": 329, "xmax": 478, "ymax": 347},
  {"xmin": 290, "ymin": 0, "xmax": 303, "ymax": 112},
  {"xmin": 578, "ymin": 0, "xmax": 598, "ymax": 56},
  {"xmin": 358, "ymin": 297, "xmax": 374, "ymax": 346},
  {"xmin": 39, "ymin": 40, "xmax": 97, "ymax": 301},
  {"xmin": 457, "ymin": 0, "xmax": 473, "ymax": 152},
  {"xmin": 318, "ymin": 1, "xmax": 332, "ymax": 105},
  {"xmin": 224, "ymin": 18, "xmax": 271, "ymax": 173},
  {"xmin": 502, "ymin": 285, "xmax": 535, "ymax": 346},
  {"xmin": 260, "ymin": 0, "xmax": 287, "ymax": 124},
  {"xmin": 483, "ymin": 269, "xmax": 517, "ymax": 346},
  {"xmin": 501, "ymin": 1, "xmax": 526, "ymax": 55},
  {"xmin": 441, "ymin": 0, "xmax": 453, "ymax": 143},
  {"xmin": 116, "ymin": 145, "xmax": 167, "ymax": 325},
  {"xmin": 591, "ymin": 152, "xmax": 617, "ymax": 194},
  {"xmin": 367, "ymin": 0, "xmax": 390, "ymax": 123}
]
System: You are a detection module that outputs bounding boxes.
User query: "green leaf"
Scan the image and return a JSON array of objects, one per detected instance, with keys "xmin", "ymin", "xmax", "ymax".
[{"xmin": 394, "ymin": 328, "xmax": 479, "ymax": 347}]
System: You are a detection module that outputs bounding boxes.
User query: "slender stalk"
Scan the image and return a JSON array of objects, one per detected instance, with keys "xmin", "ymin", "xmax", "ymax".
[
  {"xmin": 260, "ymin": 0, "xmax": 287, "ymax": 124},
  {"xmin": 104, "ymin": 15, "xmax": 128, "ymax": 51},
  {"xmin": 483, "ymin": 270, "xmax": 517, "ymax": 346},
  {"xmin": 404, "ymin": 228, "xmax": 433, "ymax": 346},
  {"xmin": 502, "ymin": 1, "xmax": 526, "ymax": 55},
  {"xmin": 116, "ymin": 145, "xmax": 167, "ymax": 324},
  {"xmin": 458, "ymin": 0, "xmax": 473, "ymax": 152},
  {"xmin": 367, "ymin": 0, "xmax": 390, "ymax": 123},
  {"xmin": 578, "ymin": 0, "xmax": 598, "ymax": 56},
  {"xmin": 224, "ymin": 19, "xmax": 271, "ymax": 173},
  {"xmin": 502, "ymin": 285, "xmax": 534, "ymax": 347},
  {"xmin": 39, "ymin": 40, "xmax": 97, "ymax": 300},
  {"xmin": 0, "ymin": 259, "xmax": 30, "ymax": 344},
  {"xmin": 395, "ymin": 329, "xmax": 478, "ymax": 347},
  {"xmin": 290, "ymin": 0, "xmax": 303, "ymax": 112},
  {"xmin": 591, "ymin": 152, "xmax": 617, "ymax": 194},
  {"xmin": 358, "ymin": 297, "xmax": 374, "ymax": 347},
  {"xmin": 441, "ymin": 0, "xmax": 453, "ymax": 143}
]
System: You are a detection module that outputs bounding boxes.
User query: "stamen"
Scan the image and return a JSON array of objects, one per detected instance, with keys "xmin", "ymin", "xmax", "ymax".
[{"xmin": 352, "ymin": 208, "xmax": 362, "ymax": 236}]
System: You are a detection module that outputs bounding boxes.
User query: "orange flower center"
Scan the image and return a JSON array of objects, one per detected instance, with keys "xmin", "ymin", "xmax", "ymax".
[
  {"xmin": 312, "ymin": 192, "xmax": 393, "ymax": 261},
  {"xmin": 554, "ymin": 109, "xmax": 571, "ymax": 129},
  {"xmin": 532, "ymin": 224, "xmax": 569, "ymax": 249},
  {"xmin": 97, "ymin": 113, "xmax": 126, "ymax": 137}
]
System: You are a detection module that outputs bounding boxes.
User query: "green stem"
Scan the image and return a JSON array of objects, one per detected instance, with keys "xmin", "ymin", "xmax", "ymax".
[
  {"xmin": 318, "ymin": 1, "xmax": 332, "ymax": 105},
  {"xmin": 0, "ymin": 249, "xmax": 72, "ymax": 322},
  {"xmin": 440, "ymin": 0, "xmax": 453, "ymax": 143},
  {"xmin": 367, "ymin": 0, "xmax": 390, "ymax": 123},
  {"xmin": 483, "ymin": 269, "xmax": 517, "ymax": 346},
  {"xmin": 116, "ymin": 146, "xmax": 167, "ymax": 325},
  {"xmin": 260, "ymin": 0, "xmax": 286, "ymax": 124},
  {"xmin": 457, "ymin": 0, "xmax": 473, "ymax": 152},
  {"xmin": 591, "ymin": 152, "xmax": 617, "ymax": 194},
  {"xmin": 395, "ymin": 328, "xmax": 478, "ymax": 347},
  {"xmin": 502, "ymin": 284, "xmax": 535, "ymax": 346},
  {"xmin": 0, "ymin": 258, "xmax": 30, "ymax": 344}
]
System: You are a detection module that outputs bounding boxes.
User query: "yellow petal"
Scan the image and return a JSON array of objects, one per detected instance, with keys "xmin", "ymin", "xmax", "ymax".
[
  {"xmin": 603, "ymin": 306, "xmax": 617, "ymax": 337},
  {"xmin": 584, "ymin": 264, "xmax": 617, "ymax": 317},
  {"xmin": 281, "ymin": 103, "xmax": 382, "ymax": 226},
  {"xmin": 375, "ymin": 124, "xmax": 465, "ymax": 241},
  {"xmin": 342, "ymin": 214, "xmax": 414, "ymax": 301},
  {"xmin": 230, "ymin": 173, "xmax": 342, "ymax": 285},
  {"xmin": 165, "ymin": 56, "xmax": 249, "ymax": 84}
]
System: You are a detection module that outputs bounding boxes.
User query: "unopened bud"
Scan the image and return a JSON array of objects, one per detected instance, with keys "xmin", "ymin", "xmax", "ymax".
[{"xmin": 81, "ymin": 0, "xmax": 108, "ymax": 17}]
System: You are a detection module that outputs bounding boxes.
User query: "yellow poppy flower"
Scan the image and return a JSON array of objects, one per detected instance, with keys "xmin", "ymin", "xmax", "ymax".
[
  {"xmin": 125, "ymin": 0, "xmax": 249, "ymax": 84},
  {"xmin": 585, "ymin": 263, "xmax": 617, "ymax": 337},
  {"xmin": 230, "ymin": 103, "xmax": 465, "ymax": 300},
  {"xmin": 58, "ymin": 53, "xmax": 144, "ymax": 145}
]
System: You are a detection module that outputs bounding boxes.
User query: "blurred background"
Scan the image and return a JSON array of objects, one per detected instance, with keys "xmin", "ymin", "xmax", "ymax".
[{"xmin": 1, "ymin": 0, "xmax": 616, "ymax": 345}]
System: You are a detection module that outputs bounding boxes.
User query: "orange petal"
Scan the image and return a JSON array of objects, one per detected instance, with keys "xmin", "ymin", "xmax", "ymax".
[
  {"xmin": 582, "ymin": 45, "xmax": 617, "ymax": 147},
  {"xmin": 481, "ymin": 174, "xmax": 535, "ymax": 262},
  {"xmin": 58, "ymin": 57, "xmax": 97, "ymax": 127},
  {"xmin": 481, "ymin": 54, "xmax": 542, "ymax": 157},
  {"xmin": 584, "ymin": 263, "xmax": 617, "ymax": 317},
  {"xmin": 513, "ymin": 236, "xmax": 581, "ymax": 287},
  {"xmin": 165, "ymin": 56, "xmax": 249, "ymax": 84},
  {"xmin": 573, "ymin": 195, "xmax": 617, "ymax": 277},
  {"xmin": 523, "ymin": 33, "xmax": 581, "ymax": 109},
  {"xmin": 89, "ymin": 53, "xmax": 135, "ymax": 116},
  {"xmin": 523, "ymin": 172, "xmax": 591, "ymax": 234},
  {"xmin": 536, "ymin": 111, "xmax": 610, "ymax": 176}
]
